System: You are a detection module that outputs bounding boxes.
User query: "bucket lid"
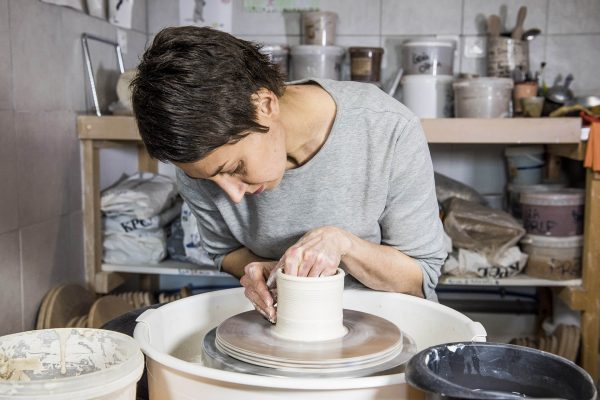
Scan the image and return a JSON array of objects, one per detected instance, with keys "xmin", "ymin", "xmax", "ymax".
[
  {"xmin": 505, "ymin": 145, "xmax": 545, "ymax": 157},
  {"xmin": 520, "ymin": 188, "xmax": 585, "ymax": 206},
  {"xmin": 349, "ymin": 46, "xmax": 384, "ymax": 54},
  {"xmin": 291, "ymin": 45, "xmax": 345, "ymax": 56},
  {"xmin": 402, "ymin": 40, "xmax": 455, "ymax": 48},
  {"xmin": 260, "ymin": 44, "xmax": 289, "ymax": 54},
  {"xmin": 507, "ymin": 181, "xmax": 567, "ymax": 193},
  {"xmin": 453, "ymin": 77, "xmax": 514, "ymax": 89},
  {"xmin": 401, "ymin": 75, "xmax": 454, "ymax": 82},
  {"xmin": 521, "ymin": 234, "xmax": 583, "ymax": 248}
]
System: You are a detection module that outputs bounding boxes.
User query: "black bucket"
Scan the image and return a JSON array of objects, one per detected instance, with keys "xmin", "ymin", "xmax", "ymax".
[{"xmin": 405, "ymin": 342, "xmax": 597, "ymax": 400}]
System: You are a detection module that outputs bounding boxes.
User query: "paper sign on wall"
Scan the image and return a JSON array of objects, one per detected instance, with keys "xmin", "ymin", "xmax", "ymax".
[
  {"xmin": 243, "ymin": 0, "xmax": 319, "ymax": 12},
  {"xmin": 179, "ymin": 0, "xmax": 233, "ymax": 33}
]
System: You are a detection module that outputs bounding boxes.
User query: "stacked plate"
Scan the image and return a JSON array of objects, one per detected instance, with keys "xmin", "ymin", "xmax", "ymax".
[{"xmin": 206, "ymin": 309, "xmax": 416, "ymax": 377}]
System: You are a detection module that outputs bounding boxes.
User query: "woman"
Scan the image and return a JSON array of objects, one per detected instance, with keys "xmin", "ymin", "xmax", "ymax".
[{"xmin": 131, "ymin": 26, "xmax": 446, "ymax": 323}]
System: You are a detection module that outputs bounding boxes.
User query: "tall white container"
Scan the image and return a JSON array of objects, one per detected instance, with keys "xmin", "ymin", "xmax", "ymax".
[{"xmin": 401, "ymin": 75, "xmax": 454, "ymax": 118}]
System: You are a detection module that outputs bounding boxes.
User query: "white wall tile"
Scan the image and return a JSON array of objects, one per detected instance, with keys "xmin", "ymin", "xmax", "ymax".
[
  {"xmin": 232, "ymin": 0, "xmax": 301, "ymax": 35},
  {"xmin": 0, "ymin": 231, "xmax": 22, "ymax": 335},
  {"xmin": 148, "ymin": 0, "xmax": 179, "ymax": 34},
  {"xmin": 16, "ymin": 112, "xmax": 75, "ymax": 227},
  {"xmin": 545, "ymin": 35, "xmax": 600, "ymax": 95},
  {"xmin": 235, "ymin": 34, "xmax": 301, "ymax": 46},
  {"xmin": 10, "ymin": 0, "xmax": 67, "ymax": 111},
  {"xmin": 317, "ymin": 0, "xmax": 380, "ymax": 35},
  {"xmin": 382, "ymin": 0, "xmax": 463, "ymax": 35},
  {"xmin": 462, "ymin": 0, "xmax": 548, "ymax": 36},
  {"xmin": 548, "ymin": 0, "xmax": 600, "ymax": 34},
  {"xmin": 0, "ymin": 0, "xmax": 11, "ymax": 110},
  {"xmin": 131, "ymin": 0, "xmax": 148, "ymax": 33},
  {"xmin": 0, "ymin": 111, "xmax": 18, "ymax": 235},
  {"xmin": 20, "ymin": 215, "xmax": 79, "ymax": 330}
]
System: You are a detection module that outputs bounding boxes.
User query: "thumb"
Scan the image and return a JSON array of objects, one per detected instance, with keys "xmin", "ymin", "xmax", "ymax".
[{"xmin": 266, "ymin": 259, "xmax": 283, "ymax": 288}]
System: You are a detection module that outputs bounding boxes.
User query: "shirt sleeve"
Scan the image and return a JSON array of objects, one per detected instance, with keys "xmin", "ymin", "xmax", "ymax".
[
  {"xmin": 379, "ymin": 117, "xmax": 447, "ymax": 301},
  {"xmin": 176, "ymin": 169, "xmax": 242, "ymax": 270}
]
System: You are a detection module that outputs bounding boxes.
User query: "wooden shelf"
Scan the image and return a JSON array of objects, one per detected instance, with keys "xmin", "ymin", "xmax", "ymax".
[
  {"xmin": 102, "ymin": 259, "xmax": 234, "ymax": 278},
  {"xmin": 77, "ymin": 115, "xmax": 582, "ymax": 144},
  {"xmin": 439, "ymin": 274, "xmax": 582, "ymax": 287}
]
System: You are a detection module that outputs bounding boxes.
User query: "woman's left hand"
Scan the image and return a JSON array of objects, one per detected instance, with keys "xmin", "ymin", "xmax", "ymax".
[{"xmin": 269, "ymin": 226, "xmax": 353, "ymax": 281}]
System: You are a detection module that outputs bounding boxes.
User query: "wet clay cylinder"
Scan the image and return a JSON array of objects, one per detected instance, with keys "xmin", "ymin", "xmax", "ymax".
[{"xmin": 273, "ymin": 268, "xmax": 347, "ymax": 342}]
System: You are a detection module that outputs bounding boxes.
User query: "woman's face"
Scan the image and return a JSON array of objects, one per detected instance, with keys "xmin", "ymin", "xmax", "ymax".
[{"xmin": 176, "ymin": 126, "xmax": 288, "ymax": 204}]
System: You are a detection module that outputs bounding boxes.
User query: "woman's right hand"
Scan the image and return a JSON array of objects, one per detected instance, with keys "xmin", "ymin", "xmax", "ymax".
[{"xmin": 240, "ymin": 261, "xmax": 279, "ymax": 323}]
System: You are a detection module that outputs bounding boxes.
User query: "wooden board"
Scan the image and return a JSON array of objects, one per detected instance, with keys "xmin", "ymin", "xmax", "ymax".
[
  {"xmin": 45, "ymin": 284, "xmax": 97, "ymax": 329},
  {"xmin": 87, "ymin": 295, "xmax": 134, "ymax": 328}
]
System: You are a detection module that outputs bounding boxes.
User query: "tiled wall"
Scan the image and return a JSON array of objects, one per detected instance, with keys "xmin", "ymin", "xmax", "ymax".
[{"xmin": 0, "ymin": 0, "xmax": 148, "ymax": 334}]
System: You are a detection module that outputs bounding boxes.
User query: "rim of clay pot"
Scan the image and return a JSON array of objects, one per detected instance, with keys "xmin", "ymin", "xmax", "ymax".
[{"xmin": 276, "ymin": 267, "xmax": 345, "ymax": 282}]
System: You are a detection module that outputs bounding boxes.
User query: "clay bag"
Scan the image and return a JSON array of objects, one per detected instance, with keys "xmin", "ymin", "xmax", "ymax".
[
  {"xmin": 443, "ymin": 197, "xmax": 526, "ymax": 260},
  {"xmin": 435, "ymin": 172, "xmax": 487, "ymax": 205}
]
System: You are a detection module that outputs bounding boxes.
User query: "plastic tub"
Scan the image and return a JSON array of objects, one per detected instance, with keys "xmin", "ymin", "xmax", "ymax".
[
  {"xmin": 506, "ymin": 182, "xmax": 566, "ymax": 218},
  {"xmin": 521, "ymin": 234, "xmax": 583, "ymax": 280},
  {"xmin": 134, "ymin": 287, "xmax": 486, "ymax": 400},
  {"xmin": 0, "ymin": 328, "xmax": 144, "ymax": 400},
  {"xmin": 406, "ymin": 342, "xmax": 597, "ymax": 399},
  {"xmin": 290, "ymin": 45, "xmax": 345, "ymax": 80},
  {"xmin": 401, "ymin": 41, "xmax": 455, "ymax": 76},
  {"xmin": 453, "ymin": 77, "xmax": 513, "ymax": 118},
  {"xmin": 504, "ymin": 145, "xmax": 545, "ymax": 185},
  {"xmin": 302, "ymin": 11, "xmax": 337, "ymax": 46},
  {"xmin": 520, "ymin": 188, "xmax": 585, "ymax": 236},
  {"xmin": 401, "ymin": 75, "xmax": 454, "ymax": 118},
  {"xmin": 260, "ymin": 44, "xmax": 289, "ymax": 78},
  {"xmin": 348, "ymin": 47, "xmax": 384, "ymax": 83}
]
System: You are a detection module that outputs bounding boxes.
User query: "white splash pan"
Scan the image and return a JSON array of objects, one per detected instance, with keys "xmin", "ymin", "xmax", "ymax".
[{"xmin": 134, "ymin": 288, "xmax": 486, "ymax": 399}]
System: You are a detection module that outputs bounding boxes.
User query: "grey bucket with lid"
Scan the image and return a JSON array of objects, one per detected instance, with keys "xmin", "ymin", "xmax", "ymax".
[{"xmin": 405, "ymin": 342, "xmax": 597, "ymax": 400}]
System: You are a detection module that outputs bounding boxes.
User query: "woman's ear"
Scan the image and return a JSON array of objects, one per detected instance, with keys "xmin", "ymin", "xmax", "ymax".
[{"xmin": 253, "ymin": 88, "xmax": 280, "ymax": 121}]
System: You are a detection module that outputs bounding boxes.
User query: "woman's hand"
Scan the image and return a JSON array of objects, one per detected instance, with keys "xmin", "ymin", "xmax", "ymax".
[
  {"xmin": 240, "ymin": 261, "xmax": 279, "ymax": 323},
  {"xmin": 274, "ymin": 226, "xmax": 353, "ymax": 278}
]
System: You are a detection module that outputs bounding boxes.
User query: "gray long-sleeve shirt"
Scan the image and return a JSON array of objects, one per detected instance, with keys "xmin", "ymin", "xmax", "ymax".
[{"xmin": 177, "ymin": 78, "xmax": 446, "ymax": 300}]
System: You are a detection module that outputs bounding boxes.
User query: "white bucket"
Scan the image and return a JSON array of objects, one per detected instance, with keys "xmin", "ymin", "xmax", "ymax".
[
  {"xmin": 401, "ymin": 74, "xmax": 454, "ymax": 118},
  {"xmin": 290, "ymin": 45, "xmax": 345, "ymax": 81},
  {"xmin": 505, "ymin": 145, "xmax": 545, "ymax": 185},
  {"xmin": 134, "ymin": 288, "xmax": 486, "ymax": 399},
  {"xmin": 0, "ymin": 328, "xmax": 144, "ymax": 400}
]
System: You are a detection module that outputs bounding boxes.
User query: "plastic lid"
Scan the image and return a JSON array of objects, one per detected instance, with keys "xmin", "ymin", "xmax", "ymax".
[
  {"xmin": 290, "ymin": 45, "xmax": 345, "ymax": 56},
  {"xmin": 260, "ymin": 44, "xmax": 289, "ymax": 54},
  {"xmin": 504, "ymin": 145, "xmax": 545, "ymax": 157},
  {"xmin": 402, "ymin": 41, "xmax": 455, "ymax": 48},
  {"xmin": 453, "ymin": 77, "xmax": 514, "ymax": 89},
  {"xmin": 401, "ymin": 75, "xmax": 454, "ymax": 82},
  {"xmin": 507, "ymin": 182, "xmax": 566, "ymax": 192},
  {"xmin": 521, "ymin": 234, "xmax": 583, "ymax": 248},
  {"xmin": 520, "ymin": 188, "xmax": 585, "ymax": 206},
  {"xmin": 348, "ymin": 47, "xmax": 384, "ymax": 54}
]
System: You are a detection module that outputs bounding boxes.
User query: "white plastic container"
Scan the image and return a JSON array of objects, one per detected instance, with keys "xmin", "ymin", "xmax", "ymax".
[
  {"xmin": 0, "ymin": 328, "xmax": 144, "ymax": 400},
  {"xmin": 401, "ymin": 75, "xmax": 454, "ymax": 118},
  {"xmin": 302, "ymin": 11, "xmax": 337, "ymax": 45},
  {"xmin": 453, "ymin": 77, "xmax": 514, "ymax": 118},
  {"xmin": 521, "ymin": 234, "xmax": 583, "ymax": 280},
  {"xmin": 506, "ymin": 182, "xmax": 567, "ymax": 218},
  {"xmin": 260, "ymin": 44, "xmax": 289, "ymax": 77},
  {"xmin": 290, "ymin": 45, "xmax": 345, "ymax": 81},
  {"xmin": 134, "ymin": 287, "xmax": 486, "ymax": 400},
  {"xmin": 505, "ymin": 145, "xmax": 545, "ymax": 185},
  {"xmin": 520, "ymin": 189, "xmax": 585, "ymax": 236},
  {"xmin": 401, "ymin": 41, "xmax": 455, "ymax": 76}
]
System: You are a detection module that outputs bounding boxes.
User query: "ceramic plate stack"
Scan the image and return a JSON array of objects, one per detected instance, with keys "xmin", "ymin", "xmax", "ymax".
[{"xmin": 205, "ymin": 309, "xmax": 416, "ymax": 378}]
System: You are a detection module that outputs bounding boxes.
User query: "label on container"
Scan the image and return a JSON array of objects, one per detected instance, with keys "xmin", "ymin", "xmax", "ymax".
[{"xmin": 351, "ymin": 58, "xmax": 372, "ymax": 76}]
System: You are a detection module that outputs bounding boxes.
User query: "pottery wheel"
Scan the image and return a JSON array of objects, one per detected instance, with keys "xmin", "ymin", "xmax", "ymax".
[{"xmin": 205, "ymin": 309, "xmax": 415, "ymax": 376}]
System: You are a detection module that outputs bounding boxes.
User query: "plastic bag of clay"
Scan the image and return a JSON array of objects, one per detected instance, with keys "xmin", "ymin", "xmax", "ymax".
[
  {"xmin": 103, "ymin": 201, "xmax": 181, "ymax": 234},
  {"xmin": 434, "ymin": 172, "xmax": 487, "ymax": 205},
  {"xmin": 181, "ymin": 202, "xmax": 216, "ymax": 267},
  {"xmin": 101, "ymin": 172, "xmax": 178, "ymax": 219},
  {"xmin": 166, "ymin": 217, "xmax": 188, "ymax": 262},
  {"xmin": 443, "ymin": 246, "xmax": 528, "ymax": 278},
  {"xmin": 443, "ymin": 197, "xmax": 526, "ymax": 260},
  {"xmin": 103, "ymin": 229, "xmax": 166, "ymax": 265}
]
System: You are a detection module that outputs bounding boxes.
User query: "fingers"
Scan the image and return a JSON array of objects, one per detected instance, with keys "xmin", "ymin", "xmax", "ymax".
[{"xmin": 240, "ymin": 263, "xmax": 276, "ymax": 323}]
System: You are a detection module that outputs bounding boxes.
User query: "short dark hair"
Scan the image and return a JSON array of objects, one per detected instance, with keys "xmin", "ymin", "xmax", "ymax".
[{"xmin": 131, "ymin": 26, "xmax": 286, "ymax": 163}]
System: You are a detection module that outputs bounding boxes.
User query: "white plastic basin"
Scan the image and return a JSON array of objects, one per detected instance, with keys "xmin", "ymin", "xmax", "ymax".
[{"xmin": 134, "ymin": 288, "xmax": 486, "ymax": 400}]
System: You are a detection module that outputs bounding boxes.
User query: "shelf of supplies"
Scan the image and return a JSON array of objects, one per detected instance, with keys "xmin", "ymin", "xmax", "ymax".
[
  {"xmin": 439, "ymin": 274, "xmax": 582, "ymax": 287},
  {"xmin": 101, "ymin": 259, "xmax": 234, "ymax": 278},
  {"xmin": 77, "ymin": 115, "xmax": 582, "ymax": 144},
  {"xmin": 422, "ymin": 118, "xmax": 582, "ymax": 144}
]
